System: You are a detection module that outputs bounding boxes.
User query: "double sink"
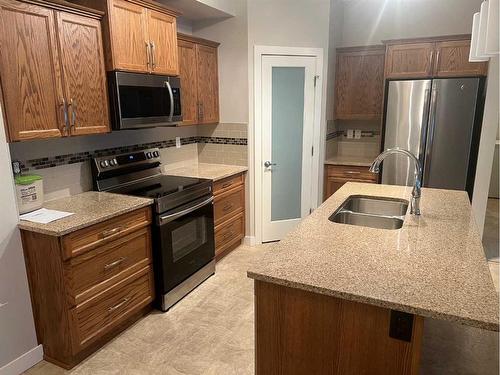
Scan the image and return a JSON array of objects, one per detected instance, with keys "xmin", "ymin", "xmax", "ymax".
[{"xmin": 329, "ymin": 195, "xmax": 409, "ymax": 230}]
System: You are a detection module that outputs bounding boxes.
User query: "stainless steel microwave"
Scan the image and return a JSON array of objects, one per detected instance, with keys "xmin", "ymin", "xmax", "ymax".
[{"xmin": 108, "ymin": 71, "xmax": 182, "ymax": 129}]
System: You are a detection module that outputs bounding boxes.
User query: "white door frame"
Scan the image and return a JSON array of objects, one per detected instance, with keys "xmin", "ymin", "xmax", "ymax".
[{"xmin": 251, "ymin": 45, "xmax": 325, "ymax": 245}]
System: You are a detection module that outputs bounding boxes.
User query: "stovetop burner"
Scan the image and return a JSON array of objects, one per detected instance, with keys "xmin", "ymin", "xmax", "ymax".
[{"xmin": 117, "ymin": 175, "xmax": 207, "ymax": 199}]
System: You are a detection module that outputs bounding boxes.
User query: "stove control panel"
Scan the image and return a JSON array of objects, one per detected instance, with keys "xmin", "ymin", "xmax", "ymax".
[{"xmin": 93, "ymin": 148, "xmax": 161, "ymax": 173}]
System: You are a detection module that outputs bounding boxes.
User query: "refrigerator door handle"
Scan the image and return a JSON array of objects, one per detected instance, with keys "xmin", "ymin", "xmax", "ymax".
[
  {"xmin": 419, "ymin": 88, "xmax": 431, "ymax": 168},
  {"xmin": 423, "ymin": 87, "xmax": 438, "ymax": 183}
]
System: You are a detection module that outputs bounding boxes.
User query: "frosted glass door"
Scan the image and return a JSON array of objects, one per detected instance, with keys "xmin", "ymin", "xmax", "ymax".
[
  {"xmin": 262, "ymin": 55, "xmax": 316, "ymax": 242},
  {"xmin": 271, "ymin": 67, "xmax": 305, "ymax": 221}
]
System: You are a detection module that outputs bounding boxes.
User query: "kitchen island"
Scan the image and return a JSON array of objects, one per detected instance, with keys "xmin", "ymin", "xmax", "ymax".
[{"xmin": 247, "ymin": 182, "xmax": 499, "ymax": 375}]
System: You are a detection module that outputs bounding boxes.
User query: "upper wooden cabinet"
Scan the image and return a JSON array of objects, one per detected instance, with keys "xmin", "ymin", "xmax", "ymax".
[
  {"xmin": 0, "ymin": 0, "xmax": 110, "ymax": 142},
  {"xmin": 334, "ymin": 45, "xmax": 385, "ymax": 120},
  {"xmin": 385, "ymin": 42, "xmax": 434, "ymax": 79},
  {"xmin": 73, "ymin": 0, "xmax": 180, "ymax": 75},
  {"xmin": 384, "ymin": 36, "xmax": 488, "ymax": 79},
  {"xmin": 178, "ymin": 34, "xmax": 220, "ymax": 126},
  {"xmin": 434, "ymin": 40, "xmax": 487, "ymax": 77}
]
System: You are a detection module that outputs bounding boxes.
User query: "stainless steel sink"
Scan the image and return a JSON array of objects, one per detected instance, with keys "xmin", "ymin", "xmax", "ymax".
[{"xmin": 329, "ymin": 195, "xmax": 408, "ymax": 230}]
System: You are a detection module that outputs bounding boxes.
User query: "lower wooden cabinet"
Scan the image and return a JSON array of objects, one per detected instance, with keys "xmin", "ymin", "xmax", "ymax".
[
  {"xmin": 213, "ymin": 172, "xmax": 246, "ymax": 258},
  {"xmin": 324, "ymin": 165, "xmax": 378, "ymax": 201},
  {"xmin": 21, "ymin": 207, "xmax": 154, "ymax": 369}
]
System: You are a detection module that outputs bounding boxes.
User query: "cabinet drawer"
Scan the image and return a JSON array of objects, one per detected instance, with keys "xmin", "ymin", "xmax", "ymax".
[
  {"xmin": 214, "ymin": 185, "xmax": 244, "ymax": 225},
  {"xmin": 66, "ymin": 227, "xmax": 152, "ymax": 305},
  {"xmin": 215, "ymin": 212, "xmax": 245, "ymax": 256},
  {"xmin": 213, "ymin": 173, "xmax": 244, "ymax": 195},
  {"xmin": 71, "ymin": 266, "xmax": 153, "ymax": 351},
  {"xmin": 62, "ymin": 207, "xmax": 152, "ymax": 259},
  {"xmin": 326, "ymin": 165, "xmax": 377, "ymax": 181}
]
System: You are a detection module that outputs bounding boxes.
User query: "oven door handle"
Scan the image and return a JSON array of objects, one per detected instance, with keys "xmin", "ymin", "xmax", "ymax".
[
  {"xmin": 165, "ymin": 80, "xmax": 174, "ymax": 122},
  {"xmin": 158, "ymin": 196, "xmax": 214, "ymax": 225}
]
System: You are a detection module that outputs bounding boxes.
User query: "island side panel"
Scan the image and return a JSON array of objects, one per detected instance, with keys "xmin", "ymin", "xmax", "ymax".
[{"xmin": 254, "ymin": 280, "xmax": 424, "ymax": 375}]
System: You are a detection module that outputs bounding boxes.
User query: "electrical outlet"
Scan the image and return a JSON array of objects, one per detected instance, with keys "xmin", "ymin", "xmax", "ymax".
[
  {"xmin": 354, "ymin": 129, "xmax": 362, "ymax": 139},
  {"xmin": 176, "ymin": 137, "xmax": 181, "ymax": 148}
]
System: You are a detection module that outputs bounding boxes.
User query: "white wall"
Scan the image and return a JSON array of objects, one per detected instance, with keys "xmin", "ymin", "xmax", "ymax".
[
  {"xmin": 193, "ymin": 0, "xmax": 248, "ymax": 124},
  {"xmin": 472, "ymin": 57, "xmax": 500, "ymax": 235},
  {"xmin": 0, "ymin": 108, "xmax": 40, "ymax": 372},
  {"xmin": 340, "ymin": 0, "xmax": 482, "ymax": 47}
]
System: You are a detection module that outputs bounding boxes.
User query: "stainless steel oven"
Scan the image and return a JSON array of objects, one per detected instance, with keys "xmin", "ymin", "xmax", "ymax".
[
  {"xmin": 153, "ymin": 195, "xmax": 215, "ymax": 311},
  {"xmin": 108, "ymin": 71, "xmax": 182, "ymax": 129}
]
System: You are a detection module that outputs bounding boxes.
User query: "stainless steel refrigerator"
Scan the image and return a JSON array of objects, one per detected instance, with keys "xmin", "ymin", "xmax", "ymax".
[{"xmin": 381, "ymin": 78, "xmax": 485, "ymax": 197}]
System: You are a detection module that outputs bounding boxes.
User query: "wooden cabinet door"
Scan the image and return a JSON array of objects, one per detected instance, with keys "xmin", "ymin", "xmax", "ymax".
[
  {"xmin": 0, "ymin": 0, "xmax": 64, "ymax": 141},
  {"xmin": 196, "ymin": 44, "xmax": 219, "ymax": 124},
  {"xmin": 434, "ymin": 40, "xmax": 488, "ymax": 77},
  {"xmin": 178, "ymin": 39, "xmax": 198, "ymax": 125},
  {"xmin": 385, "ymin": 42, "xmax": 435, "ymax": 79},
  {"xmin": 109, "ymin": 0, "xmax": 148, "ymax": 73},
  {"xmin": 148, "ymin": 9, "xmax": 178, "ymax": 75},
  {"xmin": 324, "ymin": 177, "xmax": 346, "ymax": 201},
  {"xmin": 56, "ymin": 12, "xmax": 110, "ymax": 136},
  {"xmin": 335, "ymin": 48, "xmax": 385, "ymax": 120}
]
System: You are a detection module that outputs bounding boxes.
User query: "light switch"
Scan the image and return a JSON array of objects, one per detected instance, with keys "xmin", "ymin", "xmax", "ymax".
[
  {"xmin": 354, "ymin": 129, "xmax": 362, "ymax": 139},
  {"xmin": 346, "ymin": 129, "xmax": 354, "ymax": 139}
]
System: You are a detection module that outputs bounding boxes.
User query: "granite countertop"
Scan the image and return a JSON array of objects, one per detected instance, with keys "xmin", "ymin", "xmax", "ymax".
[
  {"xmin": 247, "ymin": 182, "xmax": 499, "ymax": 331},
  {"xmin": 325, "ymin": 155, "xmax": 378, "ymax": 167},
  {"xmin": 165, "ymin": 163, "xmax": 248, "ymax": 181},
  {"xmin": 18, "ymin": 191, "xmax": 153, "ymax": 236}
]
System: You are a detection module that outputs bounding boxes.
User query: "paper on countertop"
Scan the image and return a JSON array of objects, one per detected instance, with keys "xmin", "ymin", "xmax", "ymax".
[{"xmin": 19, "ymin": 208, "xmax": 74, "ymax": 224}]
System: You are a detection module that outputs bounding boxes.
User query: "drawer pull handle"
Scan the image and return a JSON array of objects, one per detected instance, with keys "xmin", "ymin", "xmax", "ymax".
[
  {"xmin": 344, "ymin": 171, "xmax": 361, "ymax": 175},
  {"xmin": 223, "ymin": 203, "xmax": 233, "ymax": 212},
  {"xmin": 221, "ymin": 182, "xmax": 232, "ymax": 188},
  {"xmin": 100, "ymin": 226, "xmax": 123, "ymax": 238},
  {"xmin": 104, "ymin": 257, "xmax": 126, "ymax": 271},
  {"xmin": 108, "ymin": 298, "xmax": 130, "ymax": 313}
]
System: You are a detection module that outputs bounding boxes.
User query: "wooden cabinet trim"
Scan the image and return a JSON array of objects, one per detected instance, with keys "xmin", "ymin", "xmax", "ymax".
[
  {"xmin": 18, "ymin": 0, "xmax": 104, "ymax": 18},
  {"xmin": 383, "ymin": 34, "xmax": 472, "ymax": 45},
  {"xmin": 178, "ymin": 32, "xmax": 220, "ymax": 48}
]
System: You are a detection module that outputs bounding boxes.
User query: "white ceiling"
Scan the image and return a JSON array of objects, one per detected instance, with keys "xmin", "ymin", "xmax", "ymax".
[{"xmin": 157, "ymin": 0, "xmax": 235, "ymax": 21}]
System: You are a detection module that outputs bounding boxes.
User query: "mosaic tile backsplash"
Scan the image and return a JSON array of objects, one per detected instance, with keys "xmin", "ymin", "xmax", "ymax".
[{"xmin": 17, "ymin": 136, "xmax": 247, "ymax": 172}]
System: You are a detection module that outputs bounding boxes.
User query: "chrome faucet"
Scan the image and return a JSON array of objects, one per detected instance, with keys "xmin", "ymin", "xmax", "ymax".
[{"xmin": 369, "ymin": 148, "xmax": 422, "ymax": 215}]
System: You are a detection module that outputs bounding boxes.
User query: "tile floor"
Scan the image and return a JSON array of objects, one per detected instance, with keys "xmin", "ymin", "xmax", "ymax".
[{"xmin": 24, "ymin": 244, "xmax": 499, "ymax": 375}]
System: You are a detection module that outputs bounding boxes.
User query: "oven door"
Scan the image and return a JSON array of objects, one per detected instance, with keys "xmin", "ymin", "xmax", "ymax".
[
  {"xmin": 153, "ymin": 195, "xmax": 215, "ymax": 294},
  {"xmin": 110, "ymin": 71, "xmax": 182, "ymax": 129}
]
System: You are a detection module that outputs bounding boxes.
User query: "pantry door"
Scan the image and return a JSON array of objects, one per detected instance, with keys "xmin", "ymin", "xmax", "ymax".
[{"xmin": 261, "ymin": 55, "xmax": 317, "ymax": 242}]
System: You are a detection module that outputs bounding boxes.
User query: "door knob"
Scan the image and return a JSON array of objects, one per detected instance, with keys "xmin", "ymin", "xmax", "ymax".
[{"xmin": 264, "ymin": 161, "xmax": 276, "ymax": 168}]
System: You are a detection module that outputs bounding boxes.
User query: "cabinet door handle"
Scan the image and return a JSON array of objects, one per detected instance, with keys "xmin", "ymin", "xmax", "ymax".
[
  {"xmin": 104, "ymin": 257, "xmax": 126, "ymax": 271},
  {"xmin": 100, "ymin": 226, "xmax": 123, "ymax": 239},
  {"xmin": 221, "ymin": 181, "xmax": 232, "ymax": 188},
  {"xmin": 60, "ymin": 99, "xmax": 69, "ymax": 135},
  {"xmin": 108, "ymin": 298, "xmax": 129, "ymax": 313},
  {"xmin": 150, "ymin": 41, "xmax": 156, "ymax": 69},
  {"xmin": 344, "ymin": 171, "xmax": 361, "ymax": 175},
  {"xmin": 145, "ymin": 41, "xmax": 151, "ymax": 69},
  {"xmin": 69, "ymin": 98, "xmax": 77, "ymax": 130}
]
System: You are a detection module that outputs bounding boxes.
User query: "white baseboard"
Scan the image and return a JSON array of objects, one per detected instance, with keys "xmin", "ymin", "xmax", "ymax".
[
  {"xmin": 243, "ymin": 236, "xmax": 259, "ymax": 246},
  {"xmin": 0, "ymin": 345, "xmax": 43, "ymax": 375}
]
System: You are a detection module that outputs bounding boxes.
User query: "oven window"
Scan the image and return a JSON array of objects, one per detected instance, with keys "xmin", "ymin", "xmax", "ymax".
[
  {"xmin": 119, "ymin": 85, "xmax": 171, "ymax": 119},
  {"xmin": 171, "ymin": 216, "xmax": 208, "ymax": 262}
]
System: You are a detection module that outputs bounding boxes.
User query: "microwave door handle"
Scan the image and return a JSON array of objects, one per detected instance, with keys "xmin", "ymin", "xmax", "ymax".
[
  {"xmin": 158, "ymin": 196, "xmax": 214, "ymax": 225},
  {"xmin": 165, "ymin": 80, "xmax": 174, "ymax": 122}
]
